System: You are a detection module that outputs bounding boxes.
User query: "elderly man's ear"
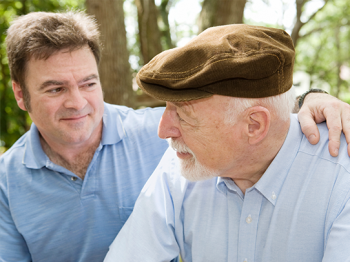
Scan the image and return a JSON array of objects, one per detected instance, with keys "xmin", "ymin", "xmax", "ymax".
[{"xmin": 245, "ymin": 106, "xmax": 270, "ymax": 145}]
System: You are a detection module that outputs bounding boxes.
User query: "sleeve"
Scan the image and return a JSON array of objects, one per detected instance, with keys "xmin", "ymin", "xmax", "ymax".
[
  {"xmin": 104, "ymin": 151, "xmax": 181, "ymax": 262},
  {"xmin": 0, "ymin": 167, "xmax": 31, "ymax": 262},
  {"xmin": 322, "ymin": 198, "xmax": 350, "ymax": 262}
]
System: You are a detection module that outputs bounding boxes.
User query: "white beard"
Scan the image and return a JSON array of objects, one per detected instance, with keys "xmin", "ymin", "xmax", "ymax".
[{"xmin": 167, "ymin": 138, "xmax": 219, "ymax": 181}]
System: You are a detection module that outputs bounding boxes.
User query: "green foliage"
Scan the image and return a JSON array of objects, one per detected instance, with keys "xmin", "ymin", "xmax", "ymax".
[
  {"xmin": 295, "ymin": 0, "xmax": 350, "ymax": 100},
  {"xmin": 0, "ymin": 0, "xmax": 84, "ymax": 151}
]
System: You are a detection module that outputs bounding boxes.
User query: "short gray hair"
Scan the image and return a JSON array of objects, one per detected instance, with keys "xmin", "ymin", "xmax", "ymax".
[{"xmin": 225, "ymin": 86, "xmax": 296, "ymax": 124}]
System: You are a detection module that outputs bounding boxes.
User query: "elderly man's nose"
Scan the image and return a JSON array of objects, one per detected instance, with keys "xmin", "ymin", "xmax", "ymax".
[{"xmin": 158, "ymin": 106, "xmax": 181, "ymax": 139}]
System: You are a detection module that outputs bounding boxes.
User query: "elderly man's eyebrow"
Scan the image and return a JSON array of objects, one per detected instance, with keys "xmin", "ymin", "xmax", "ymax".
[
  {"xmin": 172, "ymin": 101, "xmax": 194, "ymax": 117},
  {"xmin": 173, "ymin": 102, "xmax": 184, "ymax": 108}
]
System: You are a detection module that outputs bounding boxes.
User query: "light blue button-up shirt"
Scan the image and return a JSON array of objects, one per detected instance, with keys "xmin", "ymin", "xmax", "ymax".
[
  {"xmin": 0, "ymin": 103, "xmax": 169, "ymax": 262},
  {"xmin": 105, "ymin": 115, "xmax": 350, "ymax": 262}
]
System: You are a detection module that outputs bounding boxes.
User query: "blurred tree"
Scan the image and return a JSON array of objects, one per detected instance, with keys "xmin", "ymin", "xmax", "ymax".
[
  {"xmin": 86, "ymin": 0, "xmax": 134, "ymax": 107},
  {"xmin": 135, "ymin": 0, "xmax": 163, "ymax": 64},
  {"xmin": 134, "ymin": 0, "xmax": 174, "ymax": 64},
  {"xmin": 291, "ymin": 0, "xmax": 329, "ymax": 46},
  {"xmin": 158, "ymin": 0, "xmax": 175, "ymax": 50},
  {"xmin": 295, "ymin": 0, "xmax": 350, "ymax": 100},
  {"xmin": 133, "ymin": 0, "xmax": 176, "ymax": 108},
  {"xmin": 198, "ymin": 0, "xmax": 247, "ymax": 33}
]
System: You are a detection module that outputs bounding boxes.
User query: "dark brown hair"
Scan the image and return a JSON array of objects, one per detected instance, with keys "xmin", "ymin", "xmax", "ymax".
[{"xmin": 6, "ymin": 11, "xmax": 101, "ymax": 111}]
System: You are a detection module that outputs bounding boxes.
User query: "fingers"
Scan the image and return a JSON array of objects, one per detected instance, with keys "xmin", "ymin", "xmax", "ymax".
[
  {"xmin": 299, "ymin": 92, "xmax": 350, "ymax": 157},
  {"xmin": 324, "ymin": 107, "xmax": 342, "ymax": 157},
  {"xmin": 328, "ymin": 140, "xmax": 340, "ymax": 157},
  {"xmin": 298, "ymin": 108, "xmax": 320, "ymax": 145},
  {"xmin": 340, "ymin": 103, "xmax": 350, "ymax": 157},
  {"xmin": 324, "ymin": 101, "xmax": 350, "ymax": 157},
  {"xmin": 327, "ymin": 132, "xmax": 341, "ymax": 157}
]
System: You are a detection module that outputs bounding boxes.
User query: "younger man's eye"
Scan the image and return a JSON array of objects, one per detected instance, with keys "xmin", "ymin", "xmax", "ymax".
[{"xmin": 48, "ymin": 87, "xmax": 62, "ymax": 93}]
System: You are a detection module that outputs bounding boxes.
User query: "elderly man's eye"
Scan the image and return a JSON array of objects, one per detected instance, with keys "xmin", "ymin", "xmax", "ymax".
[{"xmin": 177, "ymin": 113, "xmax": 185, "ymax": 122}]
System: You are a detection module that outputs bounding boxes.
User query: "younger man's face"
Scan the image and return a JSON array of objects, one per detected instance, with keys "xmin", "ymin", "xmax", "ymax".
[{"xmin": 13, "ymin": 46, "xmax": 105, "ymax": 147}]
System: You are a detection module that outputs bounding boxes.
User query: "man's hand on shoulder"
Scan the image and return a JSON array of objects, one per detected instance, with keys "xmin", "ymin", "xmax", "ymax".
[{"xmin": 298, "ymin": 92, "xmax": 350, "ymax": 157}]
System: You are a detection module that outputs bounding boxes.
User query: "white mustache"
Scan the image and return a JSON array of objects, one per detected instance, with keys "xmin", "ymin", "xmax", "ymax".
[
  {"xmin": 167, "ymin": 138, "xmax": 194, "ymax": 155},
  {"xmin": 167, "ymin": 138, "xmax": 218, "ymax": 181}
]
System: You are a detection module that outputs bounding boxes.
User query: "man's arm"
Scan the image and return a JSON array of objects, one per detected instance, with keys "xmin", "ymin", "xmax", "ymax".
[
  {"xmin": 298, "ymin": 92, "xmax": 350, "ymax": 157},
  {"xmin": 322, "ymin": 197, "xmax": 350, "ymax": 261},
  {"xmin": 0, "ymin": 173, "xmax": 31, "ymax": 262}
]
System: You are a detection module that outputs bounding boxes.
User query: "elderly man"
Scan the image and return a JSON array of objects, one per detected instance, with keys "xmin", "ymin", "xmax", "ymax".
[{"xmin": 104, "ymin": 25, "xmax": 350, "ymax": 262}]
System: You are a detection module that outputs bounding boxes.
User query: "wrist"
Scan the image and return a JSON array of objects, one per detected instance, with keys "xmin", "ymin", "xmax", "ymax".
[{"xmin": 298, "ymin": 89, "xmax": 328, "ymax": 109}]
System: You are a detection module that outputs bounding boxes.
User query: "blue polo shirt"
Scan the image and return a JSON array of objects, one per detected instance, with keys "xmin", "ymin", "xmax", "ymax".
[
  {"xmin": 0, "ymin": 103, "xmax": 168, "ymax": 262},
  {"xmin": 105, "ymin": 115, "xmax": 350, "ymax": 262}
]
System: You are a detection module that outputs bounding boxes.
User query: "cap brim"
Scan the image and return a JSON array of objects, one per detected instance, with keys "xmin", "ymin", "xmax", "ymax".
[{"xmin": 138, "ymin": 80, "xmax": 213, "ymax": 102}]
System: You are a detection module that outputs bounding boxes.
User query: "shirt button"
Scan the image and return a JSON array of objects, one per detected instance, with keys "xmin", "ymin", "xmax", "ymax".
[
  {"xmin": 243, "ymin": 258, "xmax": 248, "ymax": 262},
  {"xmin": 272, "ymin": 191, "xmax": 277, "ymax": 200},
  {"xmin": 246, "ymin": 214, "xmax": 252, "ymax": 224},
  {"xmin": 71, "ymin": 176, "xmax": 77, "ymax": 181}
]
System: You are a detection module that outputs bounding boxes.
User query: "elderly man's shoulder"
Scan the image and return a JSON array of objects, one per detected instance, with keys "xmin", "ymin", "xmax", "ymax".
[
  {"xmin": 294, "ymin": 120, "xmax": 350, "ymax": 211},
  {"xmin": 299, "ymin": 121, "xmax": 350, "ymax": 170}
]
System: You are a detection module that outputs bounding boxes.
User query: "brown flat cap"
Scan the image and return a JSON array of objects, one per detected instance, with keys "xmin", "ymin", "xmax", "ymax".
[{"xmin": 136, "ymin": 24, "xmax": 295, "ymax": 102}]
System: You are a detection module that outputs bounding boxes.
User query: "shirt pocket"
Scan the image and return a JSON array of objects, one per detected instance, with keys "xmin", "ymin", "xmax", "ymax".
[{"xmin": 119, "ymin": 207, "xmax": 134, "ymax": 223}]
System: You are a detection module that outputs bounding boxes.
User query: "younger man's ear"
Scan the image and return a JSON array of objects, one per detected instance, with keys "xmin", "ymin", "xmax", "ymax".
[
  {"xmin": 245, "ymin": 106, "xmax": 270, "ymax": 145},
  {"xmin": 12, "ymin": 81, "xmax": 27, "ymax": 111}
]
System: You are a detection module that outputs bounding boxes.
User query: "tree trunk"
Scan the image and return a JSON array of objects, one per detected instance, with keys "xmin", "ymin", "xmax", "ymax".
[
  {"xmin": 291, "ymin": 0, "xmax": 329, "ymax": 47},
  {"xmin": 198, "ymin": 0, "xmax": 247, "ymax": 33},
  {"xmin": 135, "ymin": 0, "xmax": 163, "ymax": 64},
  {"xmin": 335, "ymin": 25, "xmax": 341, "ymax": 98},
  {"xmin": 86, "ymin": 0, "xmax": 134, "ymax": 107},
  {"xmin": 159, "ymin": 0, "xmax": 174, "ymax": 50}
]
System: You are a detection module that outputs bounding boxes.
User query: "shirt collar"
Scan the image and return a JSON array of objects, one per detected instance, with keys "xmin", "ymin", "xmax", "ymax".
[
  {"xmin": 23, "ymin": 102, "xmax": 125, "ymax": 169},
  {"xmin": 22, "ymin": 123, "xmax": 49, "ymax": 169},
  {"xmin": 254, "ymin": 115, "xmax": 302, "ymax": 205},
  {"xmin": 216, "ymin": 176, "xmax": 245, "ymax": 199},
  {"xmin": 217, "ymin": 115, "xmax": 303, "ymax": 205}
]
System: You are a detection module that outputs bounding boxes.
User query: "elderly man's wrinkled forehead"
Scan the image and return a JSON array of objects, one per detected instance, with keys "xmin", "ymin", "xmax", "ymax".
[{"xmin": 168, "ymin": 95, "xmax": 235, "ymax": 118}]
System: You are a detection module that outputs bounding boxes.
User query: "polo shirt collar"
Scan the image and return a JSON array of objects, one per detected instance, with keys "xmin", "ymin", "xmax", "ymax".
[
  {"xmin": 23, "ymin": 123, "xmax": 49, "ymax": 169},
  {"xmin": 23, "ymin": 102, "xmax": 125, "ymax": 169}
]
